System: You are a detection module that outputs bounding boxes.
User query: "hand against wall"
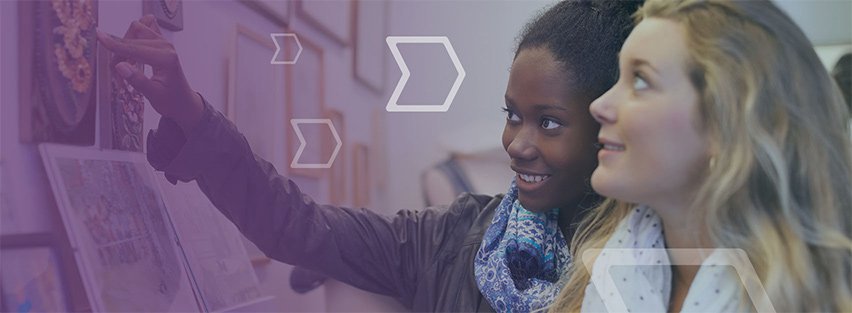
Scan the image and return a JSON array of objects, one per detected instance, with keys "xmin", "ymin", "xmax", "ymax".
[{"xmin": 98, "ymin": 15, "xmax": 203, "ymax": 134}]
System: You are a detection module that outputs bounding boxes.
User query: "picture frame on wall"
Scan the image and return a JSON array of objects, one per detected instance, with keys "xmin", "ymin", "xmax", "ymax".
[
  {"xmin": 241, "ymin": 237, "xmax": 272, "ymax": 267},
  {"xmin": 325, "ymin": 109, "xmax": 346, "ymax": 205},
  {"xmin": 0, "ymin": 233, "xmax": 72, "ymax": 313},
  {"xmin": 371, "ymin": 109, "xmax": 388, "ymax": 193},
  {"xmin": 19, "ymin": 0, "xmax": 98, "ymax": 146},
  {"xmin": 239, "ymin": 0, "xmax": 290, "ymax": 27},
  {"xmin": 297, "ymin": 0, "xmax": 353, "ymax": 46},
  {"xmin": 227, "ymin": 24, "xmax": 289, "ymax": 170},
  {"xmin": 39, "ymin": 143, "xmax": 201, "ymax": 312},
  {"xmin": 352, "ymin": 143, "xmax": 370, "ymax": 207},
  {"xmin": 353, "ymin": 0, "xmax": 388, "ymax": 93},
  {"xmin": 142, "ymin": 0, "xmax": 183, "ymax": 31},
  {"xmin": 97, "ymin": 45, "xmax": 145, "ymax": 152},
  {"xmin": 287, "ymin": 34, "xmax": 328, "ymax": 178},
  {"xmin": 153, "ymin": 175, "xmax": 268, "ymax": 311}
]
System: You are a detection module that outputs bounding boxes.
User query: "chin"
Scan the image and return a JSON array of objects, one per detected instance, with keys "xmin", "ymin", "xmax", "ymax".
[
  {"xmin": 590, "ymin": 170, "xmax": 616, "ymax": 199},
  {"xmin": 591, "ymin": 174, "xmax": 638, "ymax": 204},
  {"xmin": 519, "ymin": 196, "xmax": 562, "ymax": 213},
  {"xmin": 516, "ymin": 196, "xmax": 548, "ymax": 213}
]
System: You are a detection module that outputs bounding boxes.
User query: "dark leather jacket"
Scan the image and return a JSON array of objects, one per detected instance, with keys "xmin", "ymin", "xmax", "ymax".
[{"xmin": 147, "ymin": 100, "xmax": 501, "ymax": 312}]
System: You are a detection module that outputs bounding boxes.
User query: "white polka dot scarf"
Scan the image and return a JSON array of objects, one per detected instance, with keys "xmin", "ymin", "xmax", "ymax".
[{"xmin": 580, "ymin": 206, "xmax": 745, "ymax": 313}]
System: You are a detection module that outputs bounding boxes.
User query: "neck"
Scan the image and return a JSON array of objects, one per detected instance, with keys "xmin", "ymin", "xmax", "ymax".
[{"xmin": 654, "ymin": 201, "xmax": 714, "ymax": 291}]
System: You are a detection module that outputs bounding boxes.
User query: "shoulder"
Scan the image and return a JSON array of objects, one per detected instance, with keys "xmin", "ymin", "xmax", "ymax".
[
  {"xmin": 448, "ymin": 193, "xmax": 501, "ymax": 215},
  {"xmin": 438, "ymin": 193, "xmax": 503, "ymax": 229},
  {"xmin": 447, "ymin": 193, "xmax": 503, "ymax": 246}
]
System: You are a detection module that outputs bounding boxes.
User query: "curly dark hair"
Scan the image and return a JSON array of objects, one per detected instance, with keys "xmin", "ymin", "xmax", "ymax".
[{"xmin": 515, "ymin": 0, "xmax": 644, "ymax": 102}]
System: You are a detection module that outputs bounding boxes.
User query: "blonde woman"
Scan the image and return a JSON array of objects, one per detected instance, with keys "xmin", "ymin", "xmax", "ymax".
[{"xmin": 550, "ymin": 0, "xmax": 852, "ymax": 312}]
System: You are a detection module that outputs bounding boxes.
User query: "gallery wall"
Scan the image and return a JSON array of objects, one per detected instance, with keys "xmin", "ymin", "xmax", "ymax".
[
  {"xmin": 0, "ymin": 0, "xmax": 551, "ymax": 311},
  {"xmin": 2, "ymin": 0, "xmax": 847, "ymax": 312}
]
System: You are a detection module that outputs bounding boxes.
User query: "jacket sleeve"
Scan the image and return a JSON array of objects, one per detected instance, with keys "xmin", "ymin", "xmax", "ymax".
[{"xmin": 146, "ymin": 97, "xmax": 491, "ymax": 308}]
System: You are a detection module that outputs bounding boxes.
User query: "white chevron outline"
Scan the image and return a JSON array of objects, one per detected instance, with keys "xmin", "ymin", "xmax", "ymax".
[
  {"xmin": 385, "ymin": 36, "xmax": 466, "ymax": 112},
  {"xmin": 290, "ymin": 119, "xmax": 342, "ymax": 169},
  {"xmin": 271, "ymin": 33, "xmax": 303, "ymax": 65}
]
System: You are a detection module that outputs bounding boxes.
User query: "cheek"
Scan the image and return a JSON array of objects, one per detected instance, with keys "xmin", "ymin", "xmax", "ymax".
[
  {"xmin": 626, "ymin": 107, "xmax": 707, "ymax": 181},
  {"xmin": 662, "ymin": 107, "xmax": 706, "ymax": 159}
]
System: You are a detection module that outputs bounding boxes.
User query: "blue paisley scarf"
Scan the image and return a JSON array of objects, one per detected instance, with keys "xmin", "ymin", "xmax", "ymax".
[{"xmin": 474, "ymin": 180, "xmax": 570, "ymax": 312}]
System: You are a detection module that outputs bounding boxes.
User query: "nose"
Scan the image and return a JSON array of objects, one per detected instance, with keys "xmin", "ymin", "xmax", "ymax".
[
  {"xmin": 590, "ymin": 87, "xmax": 617, "ymax": 125},
  {"xmin": 505, "ymin": 126, "xmax": 539, "ymax": 162}
]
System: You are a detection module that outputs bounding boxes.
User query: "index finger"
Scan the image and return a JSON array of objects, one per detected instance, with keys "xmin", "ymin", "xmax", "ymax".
[
  {"xmin": 139, "ymin": 14, "xmax": 163, "ymax": 36},
  {"xmin": 128, "ymin": 17, "xmax": 163, "ymax": 40},
  {"xmin": 97, "ymin": 30, "xmax": 173, "ymax": 66},
  {"xmin": 113, "ymin": 20, "xmax": 162, "ymax": 69}
]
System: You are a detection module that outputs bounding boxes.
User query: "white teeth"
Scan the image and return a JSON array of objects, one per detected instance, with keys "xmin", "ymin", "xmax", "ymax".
[
  {"xmin": 518, "ymin": 173, "xmax": 549, "ymax": 183},
  {"xmin": 603, "ymin": 144, "xmax": 625, "ymax": 151}
]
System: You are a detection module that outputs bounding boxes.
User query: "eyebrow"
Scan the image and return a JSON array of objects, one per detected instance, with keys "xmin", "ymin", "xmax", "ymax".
[
  {"xmin": 629, "ymin": 58, "xmax": 660, "ymax": 76},
  {"xmin": 533, "ymin": 103, "xmax": 569, "ymax": 111},
  {"xmin": 618, "ymin": 51, "xmax": 661, "ymax": 75},
  {"xmin": 505, "ymin": 95, "xmax": 568, "ymax": 111},
  {"xmin": 504, "ymin": 94, "xmax": 514, "ymax": 105}
]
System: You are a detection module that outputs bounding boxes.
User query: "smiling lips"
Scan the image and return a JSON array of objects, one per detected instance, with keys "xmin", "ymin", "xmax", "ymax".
[
  {"xmin": 601, "ymin": 144, "xmax": 625, "ymax": 151},
  {"xmin": 598, "ymin": 137, "xmax": 625, "ymax": 151},
  {"xmin": 597, "ymin": 137, "xmax": 625, "ymax": 161},
  {"xmin": 512, "ymin": 138, "xmax": 626, "ymax": 187},
  {"xmin": 511, "ymin": 165, "xmax": 552, "ymax": 186},
  {"xmin": 517, "ymin": 173, "xmax": 551, "ymax": 183}
]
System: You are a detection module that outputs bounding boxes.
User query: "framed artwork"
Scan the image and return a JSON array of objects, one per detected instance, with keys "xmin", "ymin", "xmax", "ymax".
[
  {"xmin": 227, "ymin": 25, "xmax": 288, "ymax": 169},
  {"xmin": 371, "ymin": 109, "xmax": 388, "ymax": 193},
  {"xmin": 239, "ymin": 0, "xmax": 290, "ymax": 27},
  {"xmin": 153, "ymin": 175, "xmax": 266, "ymax": 311},
  {"xmin": 297, "ymin": 0, "xmax": 352, "ymax": 46},
  {"xmin": 39, "ymin": 143, "xmax": 200, "ymax": 312},
  {"xmin": 97, "ymin": 45, "xmax": 145, "ymax": 152},
  {"xmin": 0, "ymin": 233, "xmax": 71, "ymax": 313},
  {"xmin": 142, "ymin": 0, "xmax": 183, "ymax": 32},
  {"xmin": 325, "ymin": 109, "xmax": 346, "ymax": 205},
  {"xmin": 352, "ymin": 144, "xmax": 370, "ymax": 207},
  {"xmin": 287, "ymin": 34, "xmax": 328, "ymax": 177},
  {"xmin": 19, "ymin": 0, "xmax": 98, "ymax": 145},
  {"xmin": 352, "ymin": 0, "xmax": 388, "ymax": 93},
  {"xmin": 241, "ymin": 237, "xmax": 272, "ymax": 267}
]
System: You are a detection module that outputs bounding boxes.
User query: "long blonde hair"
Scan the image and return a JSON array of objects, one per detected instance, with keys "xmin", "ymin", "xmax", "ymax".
[{"xmin": 550, "ymin": 0, "xmax": 852, "ymax": 312}]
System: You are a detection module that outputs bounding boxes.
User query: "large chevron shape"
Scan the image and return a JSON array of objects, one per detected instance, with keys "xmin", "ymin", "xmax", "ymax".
[{"xmin": 385, "ymin": 36, "xmax": 466, "ymax": 113}]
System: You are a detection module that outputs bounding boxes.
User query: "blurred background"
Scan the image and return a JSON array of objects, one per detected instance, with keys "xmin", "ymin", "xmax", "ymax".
[{"xmin": 0, "ymin": 0, "xmax": 849, "ymax": 311}]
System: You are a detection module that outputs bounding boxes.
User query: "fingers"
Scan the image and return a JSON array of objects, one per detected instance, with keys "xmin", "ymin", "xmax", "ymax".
[
  {"xmin": 129, "ymin": 20, "xmax": 162, "ymax": 40},
  {"xmin": 124, "ymin": 21, "xmax": 162, "ymax": 39},
  {"xmin": 123, "ymin": 15, "xmax": 162, "ymax": 40},
  {"xmin": 115, "ymin": 61, "xmax": 160, "ymax": 100},
  {"xmin": 139, "ymin": 14, "xmax": 163, "ymax": 36},
  {"xmin": 97, "ymin": 30, "xmax": 175, "ymax": 66},
  {"xmin": 109, "ymin": 37, "xmax": 171, "ymax": 49},
  {"xmin": 112, "ymin": 16, "xmax": 163, "ymax": 72},
  {"xmin": 139, "ymin": 15, "xmax": 156, "ymax": 29}
]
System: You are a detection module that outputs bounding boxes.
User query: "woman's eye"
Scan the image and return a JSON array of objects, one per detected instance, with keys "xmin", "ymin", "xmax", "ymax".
[
  {"xmin": 541, "ymin": 118, "xmax": 562, "ymax": 130},
  {"xmin": 634, "ymin": 73, "xmax": 649, "ymax": 91},
  {"xmin": 502, "ymin": 107, "xmax": 521, "ymax": 122}
]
